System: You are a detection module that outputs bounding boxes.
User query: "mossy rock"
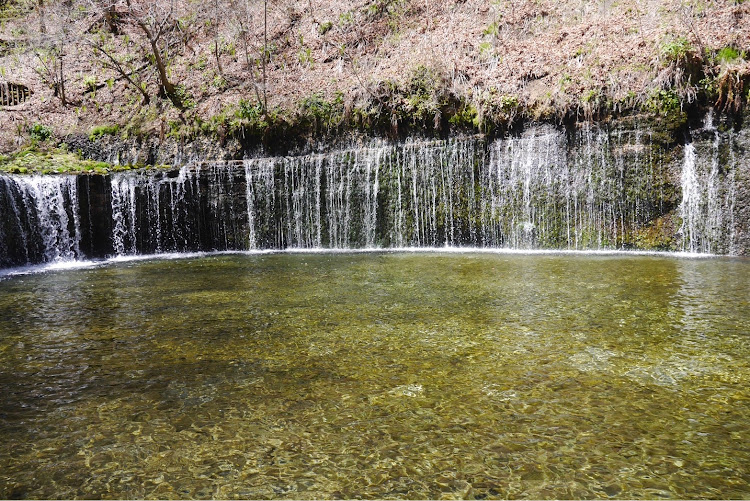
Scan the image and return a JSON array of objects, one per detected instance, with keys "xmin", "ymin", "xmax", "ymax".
[{"xmin": 630, "ymin": 213, "xmax": 679, "ymax": 251}]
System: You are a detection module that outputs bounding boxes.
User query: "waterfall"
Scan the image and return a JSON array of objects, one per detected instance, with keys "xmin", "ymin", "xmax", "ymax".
[
  {"xmin": 241, "ymin": 138, "xmax": 488, "ymax": 248},
  {"xmin": 109, "ymin": 164, "xmax": 250, "ymax": 255},
  {"xmin": 0, "ymin": 119, "xmax": 747, "ymax": 267},
  {"xmin": 679, "ymin": 143, "xmax": 702, "ymax": 252},
  {"xmin": 677, "ymin": 112, "xmax": 739, "ymax": 254},
  {"xmin": 0, "ymin": 175, "xmax": 82, "ymax": 266},
  {"xmin": 238, "ymin": 131, "xmax": 657, "ymax": 250},
  {"xmin": 110, "ymin": 175, "xmax": 138, "ymax": 255}
]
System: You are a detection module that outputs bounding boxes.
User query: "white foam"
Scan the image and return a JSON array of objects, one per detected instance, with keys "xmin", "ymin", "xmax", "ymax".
[
  {"xmin": 273, "ymin": 246, "xmax": 716, "ymax": 259},
  {"xmin": 0, "ymin": 259, "xmax": 101, "ymax": 278}
]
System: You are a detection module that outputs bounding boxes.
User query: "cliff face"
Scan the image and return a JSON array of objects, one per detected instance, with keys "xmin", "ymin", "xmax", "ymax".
[
  {"xmin": 0, "ymin": 0, "xmax": 749, "ymax": 152},
  {"xmin": 2, "ymin": 111, "xmax": 748, "ymax": 267},
  {"xmin": 1, "ymin": 1, "xmax": 749, "ymax": 264}
]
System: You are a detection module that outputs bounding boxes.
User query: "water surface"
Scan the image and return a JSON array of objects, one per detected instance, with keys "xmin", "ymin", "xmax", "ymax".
[{"xmin": 1, "ymin": 252, "xmax": 749, "ymax": 499}]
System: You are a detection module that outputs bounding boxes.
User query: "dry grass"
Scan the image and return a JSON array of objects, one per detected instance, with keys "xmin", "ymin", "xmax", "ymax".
[{"xmin": 0, "ymin": 0, "xmax": 748, "ymax": 151}]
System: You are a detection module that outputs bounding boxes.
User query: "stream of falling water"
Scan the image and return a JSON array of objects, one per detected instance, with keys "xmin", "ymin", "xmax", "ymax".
[
  {"xmin": 0, "ymin": 175, "xmax": 82, "ymax": 265},
  {"xmin": 676, "ymin": 112, "xmax": 740, "ymax": 254},
  {"xmin": 0, "ymin": 125, "xmax": 745, "ymax": 267}
]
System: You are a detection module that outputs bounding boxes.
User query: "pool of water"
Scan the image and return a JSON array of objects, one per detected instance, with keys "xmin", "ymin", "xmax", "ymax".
[{"xmin": 1, "ymin": 252, "xmax": 749, "ymax": 499}]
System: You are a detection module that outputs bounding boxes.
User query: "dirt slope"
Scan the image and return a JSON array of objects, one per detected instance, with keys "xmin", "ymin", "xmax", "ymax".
[{"xmin": 0, "ymin": 0, "xmax": 748, "ymax": 153}]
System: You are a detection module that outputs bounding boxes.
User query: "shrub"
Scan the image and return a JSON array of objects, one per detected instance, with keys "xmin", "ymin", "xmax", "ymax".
[
  {"xmin": 29, "ymin": 123, "xmax": 52, "ymax": 142},
  {"xmin": 236, "ymin": 99, "xmax": 265, "ymax": 121},
  {"xmin": 646, "ymin": 89, "xmax": 681, "ymax": 115},
  {"xmin": 661, "ymin": 37, "xmax": 694, "ymax": 62}
]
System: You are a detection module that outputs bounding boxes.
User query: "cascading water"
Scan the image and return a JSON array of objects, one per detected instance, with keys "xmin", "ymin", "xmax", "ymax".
[
  {"xmin": 110, "ymin": 175, "xmax": 138, "ymax": 255},
  {"xmin": 108, "ymin": 163, "xmax": 250, "ymax": 255},
  {"xmin": 100, "ymin": 129, "xmax": 685, "ymax": 252},
  {"xmin": 0, "ymin": 120, "xmax": 747, "ymax": 267},
  {"xmin": 679, "ymin": 143, "xmax": 702, "ymax": 253},
  {"xmin": 242, "ymin": 138, "xmax": 485, "ymax": 248},
  {"xmin": 677, "ymin": 112, "xmax": 740, "ymax": 254},
  {"xmin": 0, "ymin": 175, "xmax": 82, "ymax": 267}
]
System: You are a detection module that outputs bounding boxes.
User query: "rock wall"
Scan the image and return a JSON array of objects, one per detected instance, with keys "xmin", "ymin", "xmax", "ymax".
[{"xmin": 2, "ymin": 115, "xmax": 748, "ymax": 268}]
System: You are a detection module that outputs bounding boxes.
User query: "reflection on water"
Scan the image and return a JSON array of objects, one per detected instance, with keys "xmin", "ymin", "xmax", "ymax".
[{"xmin": 0, "ymin": 253, "xmax": 749, "ymax": 499}]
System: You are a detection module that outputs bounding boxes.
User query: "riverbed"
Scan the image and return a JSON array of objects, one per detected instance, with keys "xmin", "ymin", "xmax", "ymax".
[{"xmin": 1, "ymin": 251, "xmax": 748, "ymax": 498}]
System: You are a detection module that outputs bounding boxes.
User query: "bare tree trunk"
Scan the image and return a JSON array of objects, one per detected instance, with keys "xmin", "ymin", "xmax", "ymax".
[
  {"xmin": 38, "ymin": 0, "xmax": 46, "ymax": 34},
  {"xmin": 104, "ymin": 4, "xmax": 119, "ymax": 34},
  {"xmin": 229, "ymin": 0, "xmax": 267, "ymax": 110},
  {"xmin": 238, "ymin": 25, "xmax": 263, "ymax": 107},
  {"xmin": 262, "ymin": 0, "xmax": 267, "ymax": 112},
  {"xmin": 149, "ymin": 32, "xmax": 178, "ymax": 101},
  {"xmin": 213, "ymin": 0, "xmax": 223, "ymax": 76},
  {"xmin": 89, "ymin": 40, "xmax": 151, "ymax": 104},
  {"xmin": 133, "ymin": 18, "xmax": 181, "ymax": 108},
  {"xmin": 123, "ymin": 0, "xmax": 183, "ymax": 109},
  {"xmin": 214, "ymin": 39, "xmax": 223, "ymax": 76},
  {"xmin": 58, "ymin": 50, "xmax": 66, "ymax": 106}
]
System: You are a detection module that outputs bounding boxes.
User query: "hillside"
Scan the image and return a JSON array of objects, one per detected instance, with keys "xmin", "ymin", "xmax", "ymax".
[{"xmin": 0, "ymin": 0, "xmax": 749, "ymax": 157}]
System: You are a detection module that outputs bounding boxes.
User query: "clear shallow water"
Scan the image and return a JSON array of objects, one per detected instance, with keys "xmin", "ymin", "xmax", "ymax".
[{"xmin": 0, "ymin": 252, "xmax": 749, "ymax": 499}]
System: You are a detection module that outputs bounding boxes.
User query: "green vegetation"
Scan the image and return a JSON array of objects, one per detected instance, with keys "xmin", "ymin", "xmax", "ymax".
[
  {"xmin": 646, "ymin": 89, "xmax": 681, "ymax": 116},
  {"xmin": 318, "ymin": 20, "xmax": 333, "ymax": 35},
  {"xmin": 581, "ymin": 88, "xmax": 607, "ymax": 119},
  {"xmin": 28, "ymin": 123, "xmax": 52, "ymax": 142},
  {"xmin": 232, "ymin": 98, "xmax": 275, "ymax": 134},
  {"xmin": 195, "ymin": 65, "xmax": 483, "ymax": 143},
  {"xmin": 660, "ymin": 36, "xmax": 695, "ymax": 62},
  {"xmin": 448, "ymin": 103, "xmax": 478, "ymax": 128},
  {"xmin": 0, "ymin": 146, "xmax": 169, "ymax": 175},
  {"xmin": 88, "ymin": 124, "xmax": 120, "ymax": 141},
  {"xmin": 298, "ymin": 91, "xmax": 344, "ymax": 131},
  {"xmin": 338, "ymin": 10, "xmax": 354, "ymax": 25},
  {"xmin": 716, "ymin": 47, "xmax": 742, "ymax": 65},
  {"xmin": 298, "ymin": 47, "xmax": 313, "ymax": 65}
]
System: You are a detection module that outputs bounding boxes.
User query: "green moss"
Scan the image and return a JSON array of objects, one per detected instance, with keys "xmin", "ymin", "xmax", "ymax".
[
  {"xmin": 448, "ymin": 104, "xmax": 478, "ymax": 128},
  {"xmin": 0, "ymin": 147, "xmax": 169, "ymax": 175},
  {"xmin": 631, "ymin": 214, "xmax": 678, "ymax": 251},
  {"xmin": 88, "ymin": 124, "xmax": 120, "ymax": 141}
]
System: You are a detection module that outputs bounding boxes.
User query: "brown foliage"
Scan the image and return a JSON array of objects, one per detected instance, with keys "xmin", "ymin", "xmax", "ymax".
[
  {"xmin": 0, "ymin": 0, "xmax": 748, "ymax": 150},
  {"xmin": 716, "ymin": 66, "xmax": 750, "ymax": 114}
]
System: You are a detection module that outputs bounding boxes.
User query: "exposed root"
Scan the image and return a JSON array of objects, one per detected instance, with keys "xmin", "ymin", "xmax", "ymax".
[{"xmin": 715, "ymin": 66, "xmax": 750, "ymax": 114}]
